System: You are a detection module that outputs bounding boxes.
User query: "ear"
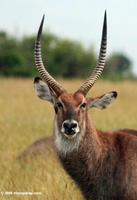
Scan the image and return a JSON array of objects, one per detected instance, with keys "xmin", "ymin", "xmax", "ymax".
[
  {"xmin": 34, "ymin": 77, "xmax": 56, "ymax": 104},
  {"xmin": 87, "ymin": 91, "xmax": 118, "ymax": 109}
]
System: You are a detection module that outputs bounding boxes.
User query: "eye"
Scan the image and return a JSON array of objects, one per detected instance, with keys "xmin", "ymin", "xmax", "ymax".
[
  {"xmin": 80, "ymin": 102, "xmax": 87, "ymax": 109},
  {"xmin": 56, "ymin": 102, "xmax": 63, "ymax": 109}
]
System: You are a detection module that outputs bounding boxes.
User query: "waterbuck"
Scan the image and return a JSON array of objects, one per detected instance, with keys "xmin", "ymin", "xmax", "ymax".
[{"xmin": 34, "ymin": 12, "xmax": 137, "ymax": 200}]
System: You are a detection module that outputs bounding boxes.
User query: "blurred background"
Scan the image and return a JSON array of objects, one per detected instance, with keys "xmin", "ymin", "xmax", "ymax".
[
  {"xmin": 1, "ymin": 1, "xmax": 137, "ymax": 200},
  {"xmin": 0, "ymin": 0, "xmax": 137, "ymax": 80}
]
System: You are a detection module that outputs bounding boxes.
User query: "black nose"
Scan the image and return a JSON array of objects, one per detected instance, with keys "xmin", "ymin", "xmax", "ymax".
[{"xmin": 63, "ymin": 121, "xmax": 77, "ymax": 135}]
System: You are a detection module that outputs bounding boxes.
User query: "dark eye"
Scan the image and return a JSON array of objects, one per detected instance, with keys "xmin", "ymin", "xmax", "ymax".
[
  {"xmin": 56, "ymin": 102, "xmax": 63, "ymax": 108},
  {"xmin": 80, "ymin": 102, "xmax": 87, "ymax": 109}
]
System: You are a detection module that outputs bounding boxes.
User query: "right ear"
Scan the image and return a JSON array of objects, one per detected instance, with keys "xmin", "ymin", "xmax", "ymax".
[{"xmin": 34, "ymin": 77, "xmax": 56, "ymax": 104}]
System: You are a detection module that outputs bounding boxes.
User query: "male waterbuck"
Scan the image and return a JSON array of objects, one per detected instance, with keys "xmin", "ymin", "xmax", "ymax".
[{"xmin": 34, "ymin": 12, "xmax": 137, "ymax": 200}]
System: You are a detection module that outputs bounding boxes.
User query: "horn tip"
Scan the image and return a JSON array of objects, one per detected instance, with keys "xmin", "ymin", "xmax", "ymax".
[
  {"xmin": 104, "ymin": 10, "xmax": 107, "ymax": 22},
  {"xmin": 39, "ymin": 14, "xmax": 45, "ymax": 31},
  {"xmin": 103, "ymin": 10, "xmax": 107, "ymax": 36},
  {"xmin": 104, "ymin": 10, "xmax": 107, "ymax": 24},
  {"xmin": 36, "ymin": 14, "xmax": 45, "ymax": 41},
  {"xmin": 41, "ymin": 14, "xmax": 45, "ymax": 23}
]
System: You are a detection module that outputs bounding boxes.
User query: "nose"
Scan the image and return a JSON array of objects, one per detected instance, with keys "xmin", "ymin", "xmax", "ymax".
[{"xmin": 63, "ymin": 120, "xmax": 78, "ymax": 135}]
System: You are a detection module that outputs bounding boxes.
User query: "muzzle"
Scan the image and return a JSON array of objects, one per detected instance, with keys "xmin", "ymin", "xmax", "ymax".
[{"xmin": 61, "ymin": 120, "xmax": 79, "ymax": 139}]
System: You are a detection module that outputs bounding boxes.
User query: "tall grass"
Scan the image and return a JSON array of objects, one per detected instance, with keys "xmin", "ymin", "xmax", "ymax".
[{"xmin": 0, "ymin": 78, "xmax": 137, "ymax": 200}]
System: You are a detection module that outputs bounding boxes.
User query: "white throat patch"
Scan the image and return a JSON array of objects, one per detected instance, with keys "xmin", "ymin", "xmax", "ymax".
[{"xmin": 54, "ymin": 120, "xmax": 85, "ymax": 156}]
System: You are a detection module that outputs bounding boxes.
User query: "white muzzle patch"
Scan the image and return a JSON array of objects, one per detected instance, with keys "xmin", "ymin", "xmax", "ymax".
[
  {"xmin": 55, "ymin": 119, "xmax": 85, "ymax": 156},
  {"xmin": 61, "ymin": 119, "xmax": 79, "ymax": 139}
]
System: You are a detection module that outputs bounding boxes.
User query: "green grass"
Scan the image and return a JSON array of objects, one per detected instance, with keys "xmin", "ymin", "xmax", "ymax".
[{"xmin": 0, "ymin": 78, "xmax": 137, "ymax": 200}]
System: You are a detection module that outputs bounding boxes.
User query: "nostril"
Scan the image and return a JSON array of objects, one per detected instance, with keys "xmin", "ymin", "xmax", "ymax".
[
  {"xmin": 63, "ymin": 121, "xmax": 77, "ymax": 130},
  {"xmin": 62, "ymin": 121, "xmax": 79, "ymax": 135},
  {"xmin": 71, "ymin": 123, "xmax": 77, "ymax": 129},
  {"xmin": 63, "ymin": 122, "xmax": 70, "ymax": 129}
]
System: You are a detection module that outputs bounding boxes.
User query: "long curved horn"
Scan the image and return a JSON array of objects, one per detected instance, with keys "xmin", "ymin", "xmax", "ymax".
[
  {"xmin": 34, "ymin": 15, "xmax": 66, "ymax": 95},
  {"xmin": 76, "ymin": 11, "xmax": 107, "ymax": 96}
]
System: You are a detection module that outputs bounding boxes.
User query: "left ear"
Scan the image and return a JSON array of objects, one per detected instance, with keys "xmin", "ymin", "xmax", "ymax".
[
  {"xmin": 87, "ymin": 91, "xmax": 118, "ymax": 109},
  {"xmin": 34, "ymin": 77, "xmax": 57, "ymax": 104}
]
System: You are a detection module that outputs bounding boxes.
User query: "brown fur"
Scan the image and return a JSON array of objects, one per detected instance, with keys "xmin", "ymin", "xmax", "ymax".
[
  {"xmin": 32, "ymin": 79, "xmax": 137, "ymax": 199},
  {"xmin": 57, "ymin": 114, "xmax": 137, "ymax": 200},
  {"xmin": 18, "ymin": 137, "xmax": 54, "ymax": 161},
  {"xmin": 55, "ymin": 93, "xmax": 86, "ymax": 134}
]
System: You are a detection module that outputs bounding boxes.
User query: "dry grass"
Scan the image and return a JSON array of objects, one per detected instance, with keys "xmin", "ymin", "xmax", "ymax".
[{"xmin": 0, "ymin": 78, "xmax": 137, "ymax": 200}]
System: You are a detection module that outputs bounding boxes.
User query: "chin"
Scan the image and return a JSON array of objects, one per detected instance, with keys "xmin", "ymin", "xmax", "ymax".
[
  {"xmin": 63, "ymin": 132, "xmax": 78, "ymax": 140},
  {"xmin": 55, "ymin": 131, "xmax": 81, "ymax": 156},
  {"xmin": 64, "ymin": 133, "xmax": 77, "ymax": 140}
]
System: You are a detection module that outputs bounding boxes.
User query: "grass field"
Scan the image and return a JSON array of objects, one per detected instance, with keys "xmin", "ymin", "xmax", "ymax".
[{"xmin": 0, "ymin": 78, "xmax": 137, "ymax": 200}]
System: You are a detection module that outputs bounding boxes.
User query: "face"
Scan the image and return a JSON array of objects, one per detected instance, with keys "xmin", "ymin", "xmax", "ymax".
[
  {"xmin": 34, "ymin": 77, "xmax": 117, "ymax": 142},
  {"xmin": 54, "ymin": 92, "xmax": 87, "ymax": 139}
]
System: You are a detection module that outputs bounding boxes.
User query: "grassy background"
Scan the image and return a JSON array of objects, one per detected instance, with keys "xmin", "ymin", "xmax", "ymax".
[{"xmin": 0, "ymin": 78, "xmax": 137, "ymax": 200}]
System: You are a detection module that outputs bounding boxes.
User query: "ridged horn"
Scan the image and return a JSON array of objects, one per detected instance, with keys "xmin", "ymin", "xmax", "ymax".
[
  {"xmin": 76, "ymin": 11, "xmax": 107, "ymax": 96},
  {"xmin": 34, "ymin": 15, "xmax": 66, "ymax": 95}
]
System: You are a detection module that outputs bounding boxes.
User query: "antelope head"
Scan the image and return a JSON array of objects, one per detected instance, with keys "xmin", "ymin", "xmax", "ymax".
[{"xmin": 34, "ymin": 12, "xmax": 117, "ymax": 152}]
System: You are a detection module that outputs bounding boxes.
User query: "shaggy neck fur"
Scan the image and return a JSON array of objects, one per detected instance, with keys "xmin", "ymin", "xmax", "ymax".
[
  {"xmin": 55, "ymin": 113, "xmax": 105, "ymax": 199},
  {"xmin": 54, "ymin": 113, "xmax": 137, "ymax": 200},
  {"xmin": 54, "ymin": 117, "xmax": 86, "ymax": 156}
]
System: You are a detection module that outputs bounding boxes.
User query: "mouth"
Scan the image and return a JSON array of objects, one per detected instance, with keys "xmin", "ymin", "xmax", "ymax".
[{"xmin": 63, "ymin": 132, "xmax": 77, "ymax": 139}]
